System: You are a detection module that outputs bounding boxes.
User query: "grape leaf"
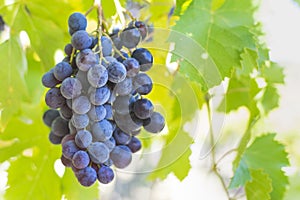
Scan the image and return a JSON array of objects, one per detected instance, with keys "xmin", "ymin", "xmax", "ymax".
[
  {"xmin": 229, "ymin": 158, "xmax": 251, "ymax": 188},
  {"xmin": 0, "ymin": 36, "xmax": 28, "ymax": 131},
  {"xmin": 218, "ymin": 76, "xmax": 260, "ymax": 116},
  {"xmin": 62, "ymin": 169, "xmax": 99, "ymax": 200},
  {"xmin": 262, "ymin": 62, "xmax": 285, "ymax": 84},
  {"xmin": 170, "ymin": 0, "xmax": 257, "ymax": 89},
  {"xmin": 245, "ymin": 169, "xmax": 272, "ymax": 200},
  {"xmin": 230, "ymin": 134, "xmax": 289, "ymax": 199},
  {"xmin": 173, "ymin": 0, "xmax": 192, "ymax": 16},
  {"xmin": 261, "ymin": 85, "xmax": 280, "ymax": 114}
]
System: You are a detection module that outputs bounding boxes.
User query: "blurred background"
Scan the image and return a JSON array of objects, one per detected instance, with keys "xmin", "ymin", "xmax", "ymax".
[{"xmin": 1, "ymin": 0, "xmax": 300, "ymax": 199}]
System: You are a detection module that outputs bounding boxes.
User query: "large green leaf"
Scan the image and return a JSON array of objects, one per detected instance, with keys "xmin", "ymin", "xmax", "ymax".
[
  {"xmin": 230, "ymin": 134, "xmax": 289, "ymax": 199},
  {"xmin": 170, "ymin": 0, "xmax": 257, "ymax": 89},
  {"xmin": 0, "ymin": 36, "xmax": 28, "ymax": 131}
]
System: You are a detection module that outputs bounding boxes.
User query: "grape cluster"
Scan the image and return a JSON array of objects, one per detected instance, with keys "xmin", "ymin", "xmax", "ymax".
[{"xmin": 42, "ymin": 12, "xmax": 165, "ymax": 187}]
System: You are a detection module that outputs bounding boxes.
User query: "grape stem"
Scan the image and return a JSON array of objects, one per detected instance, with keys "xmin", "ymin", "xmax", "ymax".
[
  {"xmin": 206, "ymin": 94, "xmax": 231, "ymax": 199},
  {"xmin": 113, "ymin": 0, "xmax": 126, "ymax": 27},
  {"xmin": 102, "ymin": 32, "xmax": 127, "ymax": 60},
  {"xmin": 69, "ymin": 47, "xmax": 76, "ymax": 65},
  {"xmin": 95, "ymin": 0, "xmax": 103, "ymax": 59}
]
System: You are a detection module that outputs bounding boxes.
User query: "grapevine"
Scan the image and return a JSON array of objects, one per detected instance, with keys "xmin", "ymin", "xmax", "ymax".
[{"xmin": 41, "ymin": 4, "xmax": 165, "ymax": 186}]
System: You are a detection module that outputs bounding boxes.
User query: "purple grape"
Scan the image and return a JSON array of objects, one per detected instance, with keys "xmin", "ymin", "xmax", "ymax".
[
  {"xmin": 133, "ymin": 98, "xmax": 154, "ymax": 119},
  {"xmin": 107, "ymin": 61, "xmax": 127, "ymax": 83},
  {"xmin": 110, "ymin": 145, "xmax": 132, "ymax": 169},
  {"xmin": 43, "ymin": 109, "xmax": 60, "ymax": 127},
  {"xmin": 61, "ymin": 154, "xmax": 72, "ymax": 167},
  {"xmin": 53, "ymin": 62, "xmax": 73, "ymax": 81},
  {"xmin": 91, "ymin": 120, "xmax": 113, "ymax": 142},
  {"xmin": 62, "ymin": 140, "xmax": 79, "ymax": 159},
  {"xmin": 48, "ymin": 132, "xmax": 62, "ymax": 145},
  {"xmin": 113, "ymin": 128, "xmax": 131, "ymax": 145},
  {"xmin": 114, "ymin": 77, "xmax": 133, "ymax": 96},
  {"xmin": 88, "ymin": 105, "xmax": 106, "ymax": 122},
  {"xmin": 45, "ymin": 87, "xmax": 66, "ymax": 109},
  {"xmin": 87, "ymin": 142, "xmax": 110, "ymax": 164},
  {"xmin": 51, "ymin": 116, "xmax": 69, "ymax": 137},
  {"xmin": 76, "ymin": 166, "xmax": 97, "ymax": 187},
  {"xmin": 72, "ymin": 96, "xmax": 91, "ymax": 114},
  {"xmin": 42, "ymin": 70, "xmax": 61, "ymax": 88},
  {"xmin": 132, "ymin": 48, "xmax": 153, "ymax": 71},
  {"xmin": 87, "ymin": 65, "xmax": 108, "ymax": 88},
  {"xmin": 89, "ymin": 86, "xmax": 111, "ymax": 106},
  {"xmin": 133, "ymin": 73, "xmax": 153, "ymax": 95},
  {"xmin": 120, "ymin": 27, "xmax": 141, "ymax": 48},
  {"xmin": 71, "ymin": 113, "xmax": 89, "ymax": 129},
  {"xmin": 144, "ymin": 112, "xmax": 165, "ymax": 133},
  {"xmin": 68, "ymin": 12, "xmax": 87, "ymax": 32},
  {"xmin": 60, "ymin": 77, "xmax": 82, "ymax": 99},
  {"xmin": 59, "ymin": 103, "xmax": 73, "ymax": 120},
  {"xmin": 75, "ymin": 130, "xmax": 93, "ymax": 149},
  {"xmin": 127, "ymin": 136, "xmax": 142, "ymax": 153},
  {"xmin": 97, "ymin": 166, "xmax": 114, "ymax": 184},
  {"xmin": 123, "ymin": 58, "xmax": 140, "ymax": 77},
  {"xmin": 76, "ymin": 49, "xmax": 99, "ymax": 71},
  {"xmin": 71, "ymin": 30, "xmax": 92, "ymax": 50},
  {"xmin": 72, "ymin": 150, "xmax": 90, "ymax": 169},
  {"xmin": 64, "ymin": 43, "xmax": 73, "ymax": 56}
]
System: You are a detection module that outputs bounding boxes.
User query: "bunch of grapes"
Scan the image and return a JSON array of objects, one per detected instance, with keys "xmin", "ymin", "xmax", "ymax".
[{"xmin": 41, "ymin": 12, "xmax": 165, "ymax": 187}]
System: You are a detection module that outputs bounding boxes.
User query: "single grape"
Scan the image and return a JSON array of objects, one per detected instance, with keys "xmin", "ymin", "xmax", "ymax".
[
  {"xmin": 59, "ymin": 103, "xmax": 73, "ymax": 120},
  {"xmin": 61, "ymin": 134, "xmax": 76, "ymax": 146},
  {"xmin": 72, "ymin": 150, "xmax": 90, "ymax": 169},
  {"xmin": 113, "ymin": 128, "xmax": 131, "ymax": 145},
  {"xmin": 123, "ymin": 58, "xmax": 140, "ymax": 77},
  {"xmin": 132, "ymin": 48, "xmax": 153, "ymax": 71},
  {"xmin": 89, "ymin": 36, "xmax": 98, "ymax": 49},
  {"xmin": 71, "ymin": 113, "xmax": 89, "ymax": 129},
  {"xmin": 76, "ymin": 166, "xmax": 97, "ymax": 187},
  {"xmin": 89, "ymin": 86, "xmax": 111, "ymax": 106},
  {"xmin": 42, "ymin": 70, "xmax": 61, "ymax": 88},
  {"xmin": 72, "ymin": 96, "xmax": 91, "ymax": 114},
  {"xmin": 91, "ymin": 119, "xmax": 113, "ymax": 142},
  {"xmin": 45, "ymin": 87, "xmax": 66, "ymax": 109},
  {"xmin": 61, "ymin": 154, "xmax": 72, "ymax": 167},
  {"xmin": 71, "ymin": 30, "xmax": 92, "ymax": 50},
  {"xmin": 101, "ymin": 36, "xmax": 113, "ymax": 57},
  {"xmin": 76, "ymin": 49, "xmax": 99, "ymax": 71},
  {"xmin": 64, "ymin": 43, "xmax": 73, "ymax": 56},
  {"xmin": 51, "ymin": 116, "xmax": 69, "ymax": 137},
  {"xmin": 112, "ymin": 95, "xmax": 131, "ymax": 115},
  {"xmin": 75, "ymin": 130, "xmax": 93, "ymax": 149},
  {"xmin": 62, "ymin": 140, "xmax": 80, "ymax": 159},
  {"xmin": 120, "ymin": 27, "xmax": 141, "ymax": 48},
  {"xmin": 48, "ymin": 132, "xmax": 62, "ymax": 145},
  {"xmin": 110, "ymin": 145, "xmax": 132, "ymax": 169},
  {"xmin": 103, "ymin": 104, "xmax": 113, "ymax": 120},
  {"xmin": 133, "ymin": 73, "xmax": 153, "ymax": 95},
  {"xmin": 88, "ymin": 105, "xmax": 106, "ymax": 122},
  {"xmin": 43, "ymin": 109, "xmax": 60, "ymax": 127},
  {"xmin": 53, "ymin": 62, "xmax": 73, "ymax": 81},
  {"xmin": 68, "ymin": 12, "xmax": 87, "ymax": 32},
  {"xmin": 60, "ymin": 77, "xmax": 82, "ymax": 99},
  {"xmin": 87, "ymin": 142, "xmax": 110, "ymax": 164},
  {"xmin": 103, "ymin": 137, "xmax": 116, "ymax": 152},
  {"xmin": 133, "ymin": 98, "xmax": 154, "ymax": 119},
  {"xmin": 97, "ymin": 166, "xmax": 114, "ymax": 184},
  {"xmin": 87, "ymin": 65, "xmax": 108, "ymax": 88},
  {"xmin": 107, "ymin": 61, "xmax": 127, "ymax": 83},
  {"xmin": 143, "ymin": 112, "xmax": 165, "ymax": 133},
  {"xmin": 114, "ymin": 77, "xmax": 133, "ymax": 96},
  {"xmin": 127, "ymin": 136, "xmax": 142, "ymax": 153}
]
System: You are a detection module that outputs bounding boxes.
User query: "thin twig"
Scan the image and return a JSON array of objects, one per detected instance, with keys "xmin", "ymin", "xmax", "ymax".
[
  {"xmin": 215, "ymin": 148, "xmax": 237, "ymax": 167},
  {"xmin": 113, "ymin": 0, "xmax": 126, "ymax": 26},
  {"xmin": 206, "ymin": 94, "xmax": 231, "ymax": 199}
]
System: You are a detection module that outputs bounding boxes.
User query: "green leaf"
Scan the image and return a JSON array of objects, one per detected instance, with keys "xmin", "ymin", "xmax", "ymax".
[
  {"xmin": 173, "ymin": 0, "xmax": 192, "ymax": 16},
  {"xmin": 231, "ymin": 134, "xmax": 289, "ymax": 199},
  {"xmin": 262, "ymin": 62, "xmax": 285, "ymax": 84},
  {"xmin": 62, "ymin": 169, "xmax": 99, "ymax": 200},
  {"xmin": 239, "ymin": 48, "xmax": 258, "ymax": 76},
  {"xmin": 245, "ymin": 169, "xmax": 272, "ymax": 200},
  {"xmin": 0, "ymin": 36, "xmax": 28, "ymax": 131},
  {"xmin": 229, "ymin": 158, "xmax": 251, "ymax": 188},
  {"xmin": 148, "ymin": 126, "xmax": 193, "ymax": 181},
  {"xmin": 218, "ymin": 76, "xmax": 260, "ymax": 116},
  {"xmin": 171, "ymin": 0, "xmax": 257, "ymax": 88},
  {"xmin": 261, "ymin": 85, "xmax": 280, "ymax": 114}
]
